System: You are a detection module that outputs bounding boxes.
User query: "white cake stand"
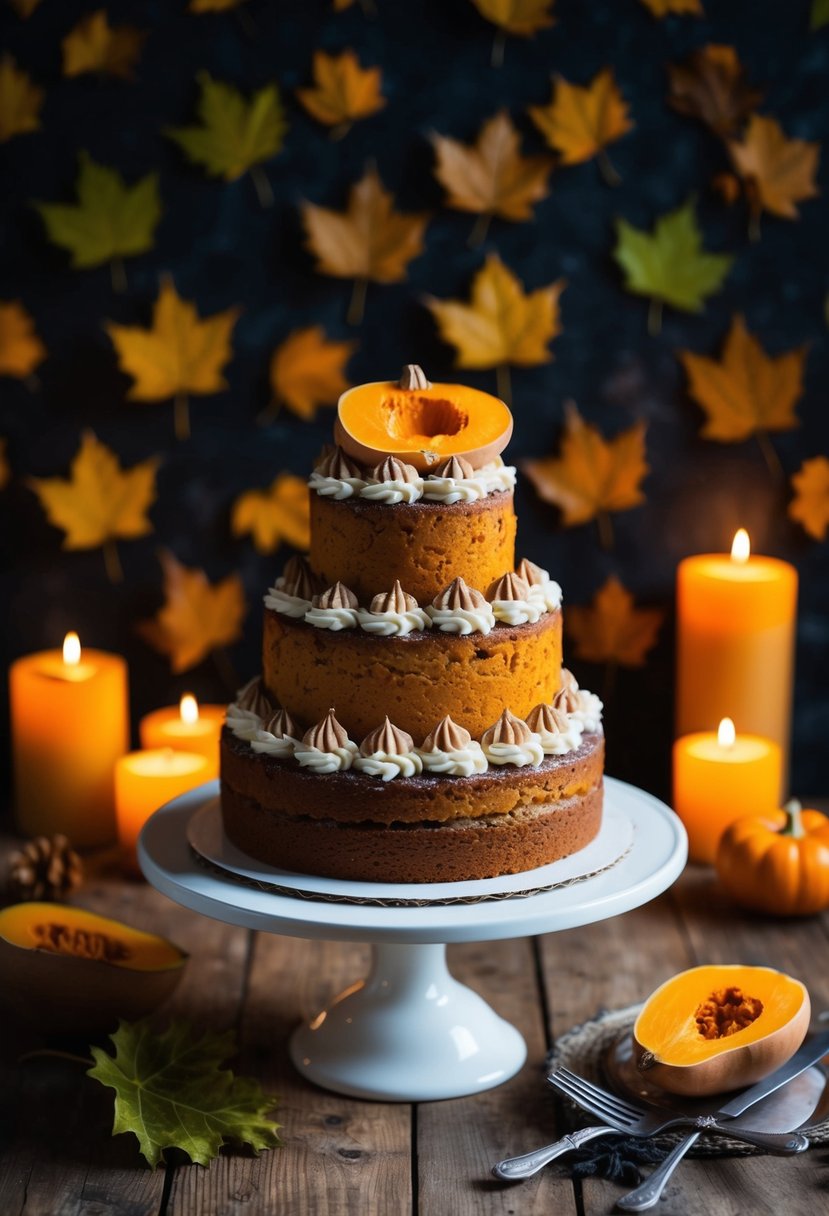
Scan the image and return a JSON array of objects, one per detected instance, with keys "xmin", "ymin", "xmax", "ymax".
[{"xmin": 138, "ymin": 776, "xmax": 686, "ymax": 1102}]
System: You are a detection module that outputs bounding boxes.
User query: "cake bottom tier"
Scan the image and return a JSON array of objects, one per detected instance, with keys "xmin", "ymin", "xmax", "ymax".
[{"xmin": 220, "ymin": 730, "xmax": 604, "ymax": 883}]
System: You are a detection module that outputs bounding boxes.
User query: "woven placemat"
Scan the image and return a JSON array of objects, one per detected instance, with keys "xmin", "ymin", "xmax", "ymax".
[{"xmin": 544, "ymin": 1005, "xmax": 829, "ymax": 1182}]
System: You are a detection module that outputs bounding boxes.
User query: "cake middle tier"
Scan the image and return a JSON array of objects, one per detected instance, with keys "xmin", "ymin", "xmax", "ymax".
[
  {"xmin": 262, "ymin": 608, "xmax": 563, "ymax": 742},
  {"xmin": 309, "ymin": 489, "xmax": 517, "ymax": 603}
]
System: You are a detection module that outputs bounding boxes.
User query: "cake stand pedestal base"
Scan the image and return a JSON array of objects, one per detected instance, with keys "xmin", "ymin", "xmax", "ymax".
[{"xmin": 290, "ymin": 941, "xmax": 526, "ymax": 1101}]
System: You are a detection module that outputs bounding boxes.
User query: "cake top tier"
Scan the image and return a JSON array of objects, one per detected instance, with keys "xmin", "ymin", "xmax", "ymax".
[{"xmin": 334, "ymin": 364, "xmax": 513, "ymax": 473}]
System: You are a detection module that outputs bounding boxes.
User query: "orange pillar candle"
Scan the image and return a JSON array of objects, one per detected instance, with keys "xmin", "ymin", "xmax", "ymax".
[
  {"xmin": 9, "ymin": 632, "xmax": 129, "ymax": 847},
  {"xmin": 139, "ymin": 694, "xmax": 224, "ymax": 777},
  {"xmin": 115, "ymin": 747, "xmax": 211, "ymax": 871},
  {"xmin": 676, "ymin": 530, "xmax": 797, "ymax": 783},
  {"xmin": 673, "ymin": 718, "xmax": 783, "ymax": 863}
]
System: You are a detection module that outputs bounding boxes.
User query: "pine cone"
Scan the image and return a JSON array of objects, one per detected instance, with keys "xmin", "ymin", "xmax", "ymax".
[{"xmin": 7, "ymin": 834, "xmax": 84, "ymax": 902}]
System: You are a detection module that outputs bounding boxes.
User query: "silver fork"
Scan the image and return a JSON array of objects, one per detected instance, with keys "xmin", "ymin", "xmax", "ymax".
[{"xmin": 548, "ymin": 1068, "xmax": 810, "ymax": 1155}]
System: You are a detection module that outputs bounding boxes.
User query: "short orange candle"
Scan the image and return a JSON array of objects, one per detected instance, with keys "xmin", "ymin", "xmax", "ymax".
[
  {"xmin": 115, "ymin": 747, "xmax": 210, "ymax": 871},
  {"xmin": 673, "ymin": 718, "xmax": 783, "ymax": 864},
  {"xmin": 139, "ymin": 694, "xmax": 224, "ymax": 777},
  {"xmin": 676, "ymin": 530, "xmax": 797, "ymax": 788},
  {"xmin": 9, "ymin": 632, "xmax": 129, "ymax": 847}
]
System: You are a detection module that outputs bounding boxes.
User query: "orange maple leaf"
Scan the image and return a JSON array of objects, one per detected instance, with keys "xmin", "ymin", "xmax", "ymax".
[
  {"xmin": 62, "ymin": 10, "xmax": 146, "ymax": 80},
  {"xmin": 431, "ymin": 111, "xmax": 552, "ymax": 242},
  {"xmin": 139, "ymin": 550, "xmax": 246, "ymax": 674},
  {"xmin": 728, "ymin": 114, "xmax": 820, "ymax": 236},
  {"xmin": 0, "ymin": 300, "xmax": 45, "ymax": 377},
  {"xmin": 266, "ymin": 327, "xmax": 355, "ymax": 422},
  {"xmin": 667, "ymin": 44, "xmax": 762, "ymax": 138},
  {"xmin": 297, "ymin": 50, "xmax": 385, "ymax": 136},
  {"xmin": 523, "ymin": 403, "xmax": 647, "ymax": 545},
  {"xmin": 789, "ymin": 456, "xmax": 829, "ymax": 541},
  {"xmin": 301, "ymin": 166, "xmax": 429, "ymax": 324},
  {"xmin": 679, "ymin": 314, "xmax": 806, "ymax": 444},
  {"xmin": 528, "ymin": 69, "xmax": 632, "ymax": 184},
  {"xmin": 567, "ymin": 577, "xmax": 664, "ymax": 667},
  {"xmin": 231, "ymin": 474, "xmax": 310, "ymax": 554},
  {"xmin": 0, "ymin": 54, "xmax": 43, "ymax": 142},
  {"xmin": 640, "ymin": 0, "xmax": 703, "ymax": 15}
]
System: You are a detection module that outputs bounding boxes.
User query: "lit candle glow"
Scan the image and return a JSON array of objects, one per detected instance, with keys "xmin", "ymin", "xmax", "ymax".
[
  {"xmin": 139, "ymin": 694, "xmax": 224, "ymax": 776},
  {"xmin": 116, "ymin": 747, "xmax": 211, "ymax": 871}
]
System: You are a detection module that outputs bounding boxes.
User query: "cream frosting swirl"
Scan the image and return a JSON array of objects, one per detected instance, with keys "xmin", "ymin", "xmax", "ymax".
[
  {"xmin": 526, "ymin": 703, "xmax": 584, "ymax": 755},
  {"xmin": 353, "ymin": 752, "xmax": 424, "ymax": 780},
  {"xmin": 305, "ymin": 582, "xmax": 361, "ymax": 630},
  {"xmin": 250, "ymin": 708, "xmax": 301, "ymax": 758},
  {"xmin": 487, "ymin": 572, "xmax": 544, "ymax": 626},
  {"xmin": 309, "ymin": 470, "xmax": 367, "ymax": 500},
  {"xmin": 294, "ymin": 709, "xmax": 358, "ymax": 773},
  {"xmin": 226, "ymin": 705, "xmax": 264, "ymax": 742},
  {"xmin": 358, "ymin": 606, "xmax": 431, "ymax": 635},
  {"xmin": 360, "ymin": 478, "xmax": 423, "ymax": 504},
  {"xmin": 264, "ymin": 580, "xmax": 312, "ymax": 619},
  {"xmin": 476, "ymin": 460, "xmax": 517, "ymax": 494},
  {"xmin": 418, "ymin": 742, "xmax": 488, "ymax": 776},
  {"xmin": 481, "ymin": 709, "xmax": 544, "ymax": 768},
  {"xmin": 426, "ymin": 577, "xmax": 495, "ymax": 635},
  {"xmin": 570, "ymin": 688, "xmax": 604, "ymax": 734}
]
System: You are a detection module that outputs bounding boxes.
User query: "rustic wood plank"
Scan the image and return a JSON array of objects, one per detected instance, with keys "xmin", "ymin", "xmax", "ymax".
[
  {"xmin": 417, "ymin": 937, "xmax": 579, "ymax": 1216},
  {"xmin": 168, "ymin": 935, "xmax": 413, "ymax": 1216},
  {"xmin": 0, "ymin": 860, "xmax": 250, "ymax": 1216}
]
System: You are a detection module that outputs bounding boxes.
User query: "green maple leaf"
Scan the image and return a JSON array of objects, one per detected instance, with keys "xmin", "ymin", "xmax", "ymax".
[
  {"xmin": 166, "ymin": 73, "xmax": 287, "ymax": 201},
  {"xmin": 34, "ymin": 152, "xmax": 161, "ymax": 270},
  {"xmin": 88, "ymin": 1019, "xmax": 282, "ymax": 1168},
  {"xmin": 811, "ymin": 0, "xmax": 829, "ymax": 30},
  {"xmin": 613, "ymin": 200, "xmax": 733, "ymax": 333}
]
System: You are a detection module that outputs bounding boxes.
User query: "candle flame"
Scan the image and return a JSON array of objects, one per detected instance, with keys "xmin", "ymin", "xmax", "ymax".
[
  {"xmin": 180, "ymin": 693, "xmax": 199, "ymax": 724},
  {"xmin": 718, "ymin": 717, "xmax": 736, "ymax": 748},
  {"xmin": 730, "ymin": 529, "xmax": 750, "ymax": 563},
  {"xmin": 63, "ymin": 632, "xmax": 81, "ymax": 666}
]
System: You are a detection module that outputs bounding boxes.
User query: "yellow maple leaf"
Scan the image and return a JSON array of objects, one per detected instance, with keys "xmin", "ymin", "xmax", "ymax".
[
  {"xmin": 0, "ymin": 54, "xmax": 43, "ymax": 142},
  {"xmin": 425, "ymin": 253, "xmax": 564, "ymax": 400},
  {"xmin": 231, "ymin": 474, "xmax": 310, "ymax": 554},
  {"xmin": 139, "ymin": 550, "xmax": 246, "ymax": 674},
  {"xmin": 529, "ymin": 69, "xmax": 632, "ymax": 184},
  {"xmin": 62, "ymin": 10, "xmax": 146, "ymax": 79},
  {"xmin": 640, "ymin": 0, "xmax": 703, "ymax": 15},
  {"xmin": 297, "ymin": 50, "xmax": 385, "ymax": 135},
  {"xmin": 523, "ymin": 403, "xmax": 647, "ymax": 544},
  {"xmin": 29, "ymin": 432, "xmax": 158, "ymax": 581},
  {"xmin": 0, "ymin": 300, "xmax": 46, "ymax": 378},
  {"xmin": 470, "ymin": 0, "xmax": 555, "ymax": 35},
  {"xmin": 266, "ymin": 327, "xmax": 355, "ymax": 422},
  {"xmin": 728, "ymin": 114, "xmax": 820, "ymax": 237},
  {"xmin": 789, "ymin": 456, "xmax": 829, "ymax": 541},
  {"xmin": 679, "ymin": 314, "xmax": 806, "ymax": 443},
  {"xmin": 302, "ymin": 166, "xmax": 429, "ymax": 324},
  {"xmin": 432, "ymin": 111, "xmax": 552, "ymax": 243},
  {"xmin": 106, "ymin": 279, "xmax": 239, "ymax": 440},
  {"xmin": 567, "ymin": 577, "xmax": 664, "ymax": 667}
]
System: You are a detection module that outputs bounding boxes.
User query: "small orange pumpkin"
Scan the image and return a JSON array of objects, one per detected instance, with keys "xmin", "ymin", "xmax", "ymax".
[{"xmin": 715, "ymin": 800, "xmax": 829, "ymax": 917}]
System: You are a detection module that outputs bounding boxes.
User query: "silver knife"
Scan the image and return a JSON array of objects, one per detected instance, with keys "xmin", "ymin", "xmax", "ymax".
[
  {"xmin": 616, "ymin": 1027, "xmax": 829, "ymax": 1211},
  {"xmin": 493, "ymin": 1027, "xmax": 829, "ymax": 1185}
]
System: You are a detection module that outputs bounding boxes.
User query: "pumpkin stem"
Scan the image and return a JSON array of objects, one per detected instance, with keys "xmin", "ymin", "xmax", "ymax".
[{"xmin": 782, "ymin": 799, "xmax": 806, "ymax": 840}]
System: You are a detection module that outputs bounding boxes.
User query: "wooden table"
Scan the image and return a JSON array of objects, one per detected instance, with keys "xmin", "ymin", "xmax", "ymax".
[{"xmin": 1, "ymin": 853, "xmax": 827, "ymax": 1216}]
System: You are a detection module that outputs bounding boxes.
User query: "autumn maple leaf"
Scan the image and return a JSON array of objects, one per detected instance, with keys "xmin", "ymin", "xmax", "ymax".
[
  {"xmin": 62, "ymin": 10, "xmax": 146, "ymax": 79},
  {"xmin": 727, "ymin": 114, "xmax": 820, "ymax": 239},
  {"xmin": 789, "ymin": 457, "xmax": 829, "ymax": 541},
  {"xmin": 613, "ymin": 200, "xmax": 733, "ymax": 334},
  {"xmin": 29, "ymin": 432, "xmax": 158, "ymax": 581},
  {"xmin": 667, "ymin": 44, "xmax": 762, "ymax": 139},
  {"xmin": 231, "ymin": 474, "xmax": 310, "ymax": 554},
  {"xmin": 34, "ymin": 153, "xmax": 161, "ymax": 291},
  {"xmin": 431, "ymin": 111, "xmax": 552, "ymax": 245},
  {"xmin": 167, "ymin": 73, "xmax": 287, "ymax": 206},
  {"xmin": 425, "ymin": 253, "xmax": 564, "ymax": 404},
  {"xmin": 0, "ymin": 300, "xmax": 46, "ymax": 379},
  {"xmin": 0, "ymin": 55, "xmax": 43, "ymax": 142},
  {"xmin": 679, "ymin": 315, "xmax": 806, "ymax": 462},
  {"xmin": 106, "ymin": 279, "xmax": 239, "ymax": 441},
  {"xmin": 8, "ymin": 0, "xmax": 42, "ymax": 15},
  {"xmin": 639, "ymin": 0, "xmax": 703, "ymax": 16},
  {"xmin": 297, "ymin": 50, "xmax": 385, "ymax": 137},
  {"xmin": 265, "ymin": 327, "xmax": 355, "ymax": 423},
  {"xmin": 528, "ymin": 69, "xmax": 632, "ymax": 185},
  {"xmin": 139, "ymin": 551, "xmax": 246, "ymax": 674},
  {"xmin": 470, "ymin": 0, "xmax": 555, "ymax": 64},
  {"xmin": 567, "ymin": 577, "xmax": 664, "ymax": 668},
  {"xmin": 302, "ymin": 165, "xmax": 429, "ymax": 324},
  {"xmin": 523, "ymin": 403, "xmax": 647, "ymax": 547}
]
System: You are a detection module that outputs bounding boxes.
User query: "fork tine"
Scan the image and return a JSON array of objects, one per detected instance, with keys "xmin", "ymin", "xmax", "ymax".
[
  {"xmin": 554, "ymin": 1069, "xmax": 644, "ymax": 1118},
  {"xmin": 548, "ymin": 1074, "xmax": 637, "ymax": 1128}
]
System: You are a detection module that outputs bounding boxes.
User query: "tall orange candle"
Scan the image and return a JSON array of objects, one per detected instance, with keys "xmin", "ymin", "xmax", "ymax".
[
  {"xmin": 9, "ymin": 633, "xmax": 129, "ymax": 847},
  {"xmin": 673, "ymin": 718, "xmax": 782, "ymax": 863},
  {"xmin": 676, "ymin": 530, "xmax": 797, "ymax": 785},
  {"xmin": 139, "ymin": 694, "xmax": 224, "ymax": 777},
  {"xmin": 115, "ymin": 747, "xmax": 210, "ymax": 871}
]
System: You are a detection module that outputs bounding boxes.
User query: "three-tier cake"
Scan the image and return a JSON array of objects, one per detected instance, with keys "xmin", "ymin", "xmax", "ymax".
[{"xmin": 220, "ymin": 366, "xmax": 605, "ymax": 883}]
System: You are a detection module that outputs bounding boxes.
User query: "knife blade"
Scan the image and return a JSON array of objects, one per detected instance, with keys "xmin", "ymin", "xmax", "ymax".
[{"xmin": 717, "ymin": 1027, "xmax": 829, "ymax": 1119}]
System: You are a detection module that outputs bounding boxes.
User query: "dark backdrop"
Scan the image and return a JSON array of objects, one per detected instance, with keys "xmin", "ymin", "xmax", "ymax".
[{"xmin": 2, "ymin": 0, "xmax": 828, "ymax": 804}]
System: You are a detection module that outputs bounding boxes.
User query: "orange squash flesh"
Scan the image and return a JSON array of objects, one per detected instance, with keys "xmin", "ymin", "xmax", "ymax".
[
  {"xmin": 0, "ymin": 902, "xmax": 185, "ymax": 971},
  {"xmin": 633, "ymin": 964, "xmax": 810, "ymax": 1096},
  {"xmin": 335, "ymin": 379, "xmax": 513, "ymax": 472}
]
